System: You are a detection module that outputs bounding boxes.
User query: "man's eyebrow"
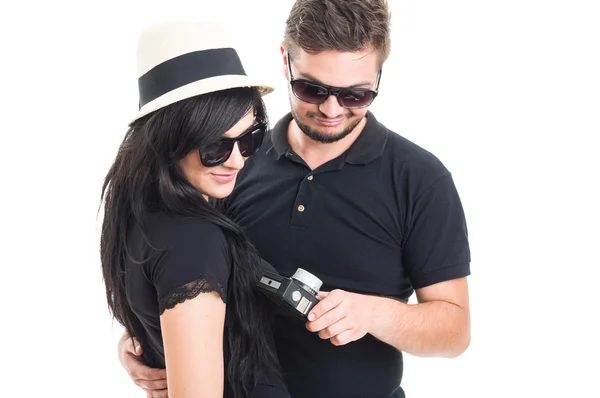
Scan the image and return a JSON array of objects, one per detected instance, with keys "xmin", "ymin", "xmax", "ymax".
[{"xmin": 298, "ymin": 71, "xmax": 373, "ymax": 89}]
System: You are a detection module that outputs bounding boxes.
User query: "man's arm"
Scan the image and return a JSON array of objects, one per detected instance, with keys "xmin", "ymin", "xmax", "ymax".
[
  {"xmin": 370, "ymin": 277, "xmax": 470, "ymax": 357},
  {"xmin": 118, "ymin": 332, "xmax": 168, "ymax": 398},
  {"xmin": 306, "ymin": 277, "xmax": 470, "ymax": 358}
]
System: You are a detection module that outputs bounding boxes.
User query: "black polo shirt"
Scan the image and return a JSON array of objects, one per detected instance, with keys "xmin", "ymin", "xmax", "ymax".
[{"xmin": 221, "ymin": 112, "xmax": 471, "ymax": 398}]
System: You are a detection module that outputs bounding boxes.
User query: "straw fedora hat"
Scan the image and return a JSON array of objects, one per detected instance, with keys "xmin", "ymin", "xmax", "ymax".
[{"xmin": 129, "ymin": 20, "xmax": 274, "ymax": 125}]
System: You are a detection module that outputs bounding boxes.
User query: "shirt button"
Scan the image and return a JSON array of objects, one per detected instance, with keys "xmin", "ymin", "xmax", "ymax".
[
  {"xmin": 297, "ymin": 205, "xmax": 305, "ymax": 212},
  {"xmin": 307, "ymin": 175, "xmax": 313, "ymax": 181}
]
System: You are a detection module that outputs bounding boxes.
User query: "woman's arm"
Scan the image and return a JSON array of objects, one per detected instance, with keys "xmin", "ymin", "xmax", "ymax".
[{"xmin": 160, "ymin": 290, "xmax": 226, "ymax": 398}]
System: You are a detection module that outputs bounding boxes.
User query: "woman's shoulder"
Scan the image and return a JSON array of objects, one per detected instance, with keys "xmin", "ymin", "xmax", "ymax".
[
  {"xmin": 143, "ymin": 211, "xmax": 228, "ymax": 247},
  {"xmin": 138, "ymin": 211, "xmax": 232, "ymax": 305}
]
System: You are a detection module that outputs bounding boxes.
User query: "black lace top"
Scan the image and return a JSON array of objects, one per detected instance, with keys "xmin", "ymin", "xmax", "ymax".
[
  {"xmin": 158, "ymin": 276, "xmax": 226, "ymax": 315},
  {"xmin": 125, "ymin": 212, "xmax": 231, "ymax": 369},
  {"xmin": 124, "ymin": 211, "xmax": 289, "ymax": 398}
]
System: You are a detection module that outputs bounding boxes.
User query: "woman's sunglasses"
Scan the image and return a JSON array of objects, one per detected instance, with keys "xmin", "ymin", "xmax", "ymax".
[
  {"xmin": 287, "ymin": 54, "xmax": 382, "ymax": 109},
  {"xmin": 200, "ymin": 123, "xmax": 266, "ymax": 167}
]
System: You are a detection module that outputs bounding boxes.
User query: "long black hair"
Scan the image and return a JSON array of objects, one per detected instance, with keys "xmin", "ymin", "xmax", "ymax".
[{"xmin": 100, "ymin": 87, "xmax": 278, "ymax": 397}]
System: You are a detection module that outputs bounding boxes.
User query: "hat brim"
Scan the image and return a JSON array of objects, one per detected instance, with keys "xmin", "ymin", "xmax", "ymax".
[{"xmin": 128, "ymin": 74, "xmax": 274, "ymax": 126}]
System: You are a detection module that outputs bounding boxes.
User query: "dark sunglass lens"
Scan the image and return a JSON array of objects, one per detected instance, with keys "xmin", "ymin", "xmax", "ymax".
[
  {"xmin": 201, "ymin": 141, "xmax": 234, "ymax": 166},
  {"xmin": 239, "ymin": 126, "xmax": 265, "ymax": 157},
  {"xmin": 339, "ymin": 90, "xmax": 375, "ymax": 108},
  {"xmin": 293, "ymin": 81, "xmax": 329, "ymax": 104}
]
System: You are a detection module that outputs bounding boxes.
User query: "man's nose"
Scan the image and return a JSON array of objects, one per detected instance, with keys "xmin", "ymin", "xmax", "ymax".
[{"xmin": 319, "ymin": 94, "xmax": 344, "ymax": 118}]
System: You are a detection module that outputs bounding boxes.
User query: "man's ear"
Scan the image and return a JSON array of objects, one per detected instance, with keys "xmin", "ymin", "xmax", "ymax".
[{"xmin": 280, "ymin": 44, "xmax": 289, "ymax": 80}]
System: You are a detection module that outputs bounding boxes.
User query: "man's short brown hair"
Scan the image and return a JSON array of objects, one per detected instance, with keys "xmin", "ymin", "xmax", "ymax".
[{"xmin": 283, "ymin": 0, "xmax": 391, "ymax": 68}]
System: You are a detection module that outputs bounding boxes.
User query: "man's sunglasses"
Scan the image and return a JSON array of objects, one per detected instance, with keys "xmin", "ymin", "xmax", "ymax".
[
  {"xmin": 287, "ymin": 53, "xmax": 382, "ymax": 109},
  {"xmin": 200, "ymin": 123, "xmax": 266, "ymax": 167}
]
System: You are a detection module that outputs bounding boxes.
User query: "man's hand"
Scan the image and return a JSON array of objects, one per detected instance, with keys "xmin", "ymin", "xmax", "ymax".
[
  {"xmin": 305, "ymin": 290, "xmax": 374, "ymax": 346},
  {"xmin": 118, "ymin": 333, "xmax": 168, "ymax": 398}
]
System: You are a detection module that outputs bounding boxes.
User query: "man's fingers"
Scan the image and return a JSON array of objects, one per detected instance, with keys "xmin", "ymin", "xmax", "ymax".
[
  {"xmin": 317, "ymin": 318, "xmax": 351, "ymax": 340},
  {"xmin": 132, "ymin": 338, "xmax": 143, "ymax": 355},
  {"xmin": 308, "ymin": 290, "xmax": 343, "ymax": 321},
  {"xmin": 146, "ymin": 389, "xmax": 169, "ymax": 398},
  {"xmin": 136, "ymin": 377, "xmax": 168, "ymax": 391},
  {"xmin": 143, "ymin": 367, "xmax": 167, "ymax": 381},
  {"xmin": 125, "ymin": 353, "xmax": 166, "ymax": 384},
  {"xmin": 124, "ymin": 337, "xmax": 143, "ymax": 356},
  {"xmin": 330, "ymin": 329, "xmax": 355, "ymax": 346},
  {"xmin": 306, "ymin": 306, "xmax": 346, "ymax": 332}
]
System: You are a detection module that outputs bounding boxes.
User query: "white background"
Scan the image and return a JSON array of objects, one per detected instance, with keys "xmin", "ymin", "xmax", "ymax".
[{"xmin": 1, "ymin": 1, "xmax": 599, "ymax": 397}]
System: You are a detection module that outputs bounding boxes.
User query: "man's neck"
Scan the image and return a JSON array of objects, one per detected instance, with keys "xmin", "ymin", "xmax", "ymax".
[{"xmin": 287, "ymin": 117, "xmax": 367, "ymax": 170}]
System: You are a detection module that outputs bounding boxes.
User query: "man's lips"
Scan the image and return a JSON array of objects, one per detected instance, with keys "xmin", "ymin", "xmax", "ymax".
[{"xmin": 314, "ymin": 117, "xmax": 343, "ymax": 127}]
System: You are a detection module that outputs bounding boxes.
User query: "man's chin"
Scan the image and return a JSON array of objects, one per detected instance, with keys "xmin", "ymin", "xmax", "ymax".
[
  {"xmin": 306, "ymin": 131, "xmax": 347, "ymax": 144},
  {"xmin": 299, "ymin": 121, "xmax": 355, "ymax": 144},
  {"xmin": 310, "ymin": 125, "xmax": 346, "ymax": 137}
]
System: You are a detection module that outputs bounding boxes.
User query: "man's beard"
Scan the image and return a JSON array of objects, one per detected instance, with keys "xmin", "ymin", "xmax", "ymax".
[{"xmin": 292, "ymin": 109, "xmax": 363, "ymax": 144}]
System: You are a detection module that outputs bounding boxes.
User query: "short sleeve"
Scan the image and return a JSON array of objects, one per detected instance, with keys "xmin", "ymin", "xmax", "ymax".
[
  {"xmin": 403, "ymin": 173, "xmax": 471, "ymax": 289},
  {"xmin": 145, "ymin": 219, "xmax": 231, "ymax": 314}
]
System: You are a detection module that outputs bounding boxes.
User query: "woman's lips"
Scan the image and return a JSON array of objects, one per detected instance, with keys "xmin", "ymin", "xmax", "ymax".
[{"xmin": 209, "ymin": 173, "xmax": 237, "ymax": 183}]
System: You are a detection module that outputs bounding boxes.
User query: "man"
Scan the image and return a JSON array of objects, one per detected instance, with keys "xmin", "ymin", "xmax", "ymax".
[{"xmin": 118, "ymin": 1, "xmax": 471, "ymax": 397}]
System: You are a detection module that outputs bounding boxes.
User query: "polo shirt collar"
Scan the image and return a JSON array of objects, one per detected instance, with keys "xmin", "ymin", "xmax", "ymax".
[{"xmin": 269, "ymin": 111, "xmax": 388, "ymax": 165}]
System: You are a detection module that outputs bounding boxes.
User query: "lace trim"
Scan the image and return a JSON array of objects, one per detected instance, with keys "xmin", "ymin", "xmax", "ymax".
[{"xmin": 158, "ymin": 276, "xmax": 226, "ymax": 315}]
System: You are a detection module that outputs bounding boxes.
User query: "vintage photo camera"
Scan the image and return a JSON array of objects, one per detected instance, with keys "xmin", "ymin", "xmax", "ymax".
[{"xmin": 258, "ymin": 267, "xmax": 323, "ymax": 320}]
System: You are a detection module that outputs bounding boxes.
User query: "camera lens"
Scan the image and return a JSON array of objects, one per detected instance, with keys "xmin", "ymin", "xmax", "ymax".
[{"xmin": 291, "ymin": 268, "xmax": 323, "ymax": 295}]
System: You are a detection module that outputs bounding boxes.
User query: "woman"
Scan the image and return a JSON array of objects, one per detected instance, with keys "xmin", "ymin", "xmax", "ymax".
[{"xmin": 100, "ymin": 21, "xmax": 289, "ymax": 398}]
